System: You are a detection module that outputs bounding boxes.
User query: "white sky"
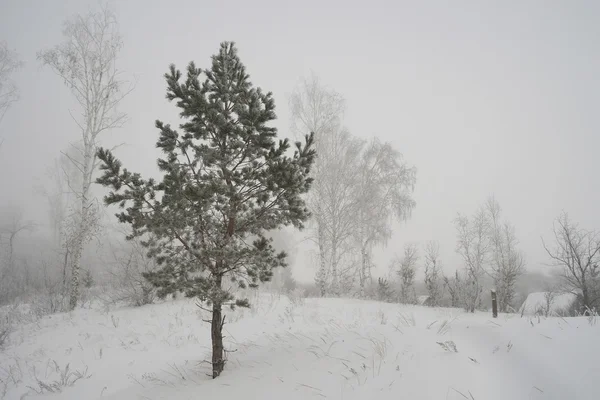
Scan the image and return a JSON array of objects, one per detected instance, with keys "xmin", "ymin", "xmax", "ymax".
[{"xmin": 1, "ymin": 0, "xmax": 599, "ymax": 282}]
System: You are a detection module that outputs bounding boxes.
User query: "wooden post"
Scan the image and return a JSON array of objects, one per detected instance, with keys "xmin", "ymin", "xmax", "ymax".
[{"xmin": 491, "ymin": 289, "xmax": 498, "ymax": 318}]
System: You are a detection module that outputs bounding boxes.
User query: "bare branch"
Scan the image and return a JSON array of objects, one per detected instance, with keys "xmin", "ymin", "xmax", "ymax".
[
  {"xmin": 542, "ymin": 212, "xmax": 600, "ymax": 312},
  {"xmin": 0, "ymin": 41, "xmax": 23, "ymax": 127}
]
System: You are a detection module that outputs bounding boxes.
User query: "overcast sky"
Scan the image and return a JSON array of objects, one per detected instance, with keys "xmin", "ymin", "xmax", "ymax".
[{"xmin": 1, "ymin": 0, "xmax": 599, "ymax": 282}]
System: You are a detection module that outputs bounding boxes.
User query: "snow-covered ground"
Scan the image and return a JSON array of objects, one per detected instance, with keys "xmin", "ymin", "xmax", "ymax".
[{"xmin": 1, "ymin": 292, "xmax": 599, "ymax": 399}]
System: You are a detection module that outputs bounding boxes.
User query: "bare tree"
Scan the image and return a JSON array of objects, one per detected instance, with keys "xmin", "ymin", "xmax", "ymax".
[
  {"xmin": 539, "ymin": 285, "xmax": 558, "ymax": 317},
  {"xmin": 395, "ymin": 243, "xmax": 419, "ymax": 304},
  {"xmin": 485, "ymin": 197, "xmax": 525, "ymax": 312},
  {"xmin": 0, "ymin": 41, "xmax": 23, "ymax": 127},
  {"xmin": 443, "ymin": 270, "xmax": 463, "ymax": 308},
  {"xmin": 38, "ymin": 5, "xmax": 131, "ymax": 310},
  {"xmin": 289, "ymin": 72, "xmax": 345, "ymax": 141},
  {"xmin": 290, "ymin": 74, "xmax": 340, "ymax": 295},
  {"xmin": 34, "ymin": 150, "xmax": 85, "ymax": 290},
  {"xmin": 289, "ymin": 74, "xmax": 359, "ymax": 296},
  {"xmin": 454, "ymin": 208, "xmax": 489, "ymax": 312},
  {"xmin": 542, "ymin": 212, "xmax": 600, "ymax": 313},
  {"xmin": 0, "ymin": 207, "xmax": 36, "ymax": 303},
  {"xmin": 104, "ymin": 234, "xmax": 157, "ymax": 307},
  {"xmin": 34, "ymin": 152, "xmax": 77, "ymax": 244},
  {"xmin": 424, "ymin": 241, "xmax": 443, "ymax": 306},
  {"xmin": 0, "ymin": 208, "xmax": 36, "ymax": 268},
  {"xmin": 353, "ymin": 138, "xmax": 416, "ymax": 298}
]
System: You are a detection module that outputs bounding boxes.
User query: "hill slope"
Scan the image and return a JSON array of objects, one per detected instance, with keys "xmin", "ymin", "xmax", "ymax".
[{"xmin": 1, "ymin": 293, "xmax": 598, "ymax": 399}]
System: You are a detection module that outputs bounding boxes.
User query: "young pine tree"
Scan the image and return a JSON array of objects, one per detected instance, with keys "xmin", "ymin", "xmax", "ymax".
[
  {"xmin": 96, "ymin": 42, "xmax": 315, "ymax": 378},
  {"xmin": 396, "ymin": 243, "xmax": 419, "ymax": 304},
  {"xmin": 423, "ymin": 241, "xmax": 443, "ymax": 307}
]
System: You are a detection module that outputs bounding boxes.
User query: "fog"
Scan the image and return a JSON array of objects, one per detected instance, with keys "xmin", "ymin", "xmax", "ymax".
[
  {"xmin": 3, "ymin": 2, "xmax": 600, "ymax": 397},
  {"xmin": 1, "ymin": 0, "xmax": 600, "ymax": 287}
]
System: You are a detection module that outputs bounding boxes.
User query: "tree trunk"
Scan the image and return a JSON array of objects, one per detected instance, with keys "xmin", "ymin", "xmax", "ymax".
[
  {"xmin": 331, "ymin": 239, "xmax": 339, "ymax": 296},
  {"xmin": 317, "ymin": 222, "xmax": 327, "ymax": 296},
  {"xmin": 69, "ymin": 239, "xmax": 82, "ymax": 310},
  {"xmin": 581, "ymin": 287, "xmax": 590, "ymax": 315},
  {"xmin": 8, "ymin": 234, "xmax": 15, "ymax": 268},
  {"xmin": 62, "ymin": 248, "xmax": 69, "ymax": 288},
  {"xmin": 211, "ymin": 275, "xmax": 225, "ymax": 378},
  {"xmin": 359, "ymin": 246, "xmax": 367, "ymax": 298},
  {"xmin": 491, "ymin": 289, "xmax": 498, "ymax": 318},
  {"xmin": 70, "ymin": 146, "xmax": 92, "ymax": 311}
]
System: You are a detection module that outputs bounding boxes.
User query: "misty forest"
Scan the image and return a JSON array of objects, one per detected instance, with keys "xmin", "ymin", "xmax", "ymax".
[{"xmin": 1, "ymin": 2, "xmax": 599, "ymax": 400}]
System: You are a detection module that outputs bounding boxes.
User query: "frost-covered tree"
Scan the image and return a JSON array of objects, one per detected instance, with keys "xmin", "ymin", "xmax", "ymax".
[
  {"xmin": 542, "ymin": 212, "xmax": 600, "ymax": 313},
  {"xmin": 34, "ymin": 149, "xmax": 84, "ymax": 291},
  {"xmin": 105, "ymin": 231, "xmax": 158, "ymax": 307},
  {"xmin": 423, "ymin": 241, "xmax": 443, "ymax": 306},
  {"xmin": 0, "ymin": 209, "xmax": 34, "ymax": 266},
  {"xmin": 353, "ymin": 138, "xmax": 416, "ymax": 298},
  {"xmin": 290, "ymin": 75, "xmax": 342, "ymax": 294},
  {"xmin": 314, "ymin": 257, "xmax": 329, "ymax": 296},
  {"xmin": 485, "ymin": 197, "xmax": 525, "ymax": 312},
  {"xmin": 289, "ymin": 75, "xmax": 361, "ymax": 296},
  {"xmin": 377, "ymin": 277, "xmax": 395, "ymax": 302},
  {"xmin": 443, "ymin": 270, "xmax": 463, "ymax": 308},
  {"xmin": 0, "ymin": 207, "xmax": 36, "ymax": 303},
  {"xmin": 266, "ymin": 229, "xmax": 298, "ymax": 293},
  {"xmin": 320, "ymin": 131, "xmax": 363, "ymax": 295},
  {"xmin": 96, "ymin": 42, "xmax": 315, "ymax": 378},
  {"xmin": 454, "ymin": 208, "xmax": 489, "ymax": 312},
  {"xmin": 36, "ymin": 157, "xmax": 69, "ymax": 245},
  {"xmin": 38, "ymin": 5, "xmax": 131, "ymax": 310},
  {"xmin": 395, "ymin": 243, "xmax": 418, "ymax": 304},
  {"xmin": 0, "ymin": 41, "xmax": 22, "ymax": 127}
]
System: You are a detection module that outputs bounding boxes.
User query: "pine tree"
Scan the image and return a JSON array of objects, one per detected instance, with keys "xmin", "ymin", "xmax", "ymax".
[
  {"xmin": 377, "ymin": 277, "xmax": 394, "ymax": 302},
  {"xmin": 396, "ymin": 243, "xmax": 418, "ymax": 304},
  {"xmin": 423, "ymin": 241, "xmax": 443, "ymax": 307},
  {"xmin": 96, "ymin": 42, "xmax": 315, "ymax": 378},
  {"xmin": 443, "ymin": 270, "xmax": 463, "ymax": 308}
]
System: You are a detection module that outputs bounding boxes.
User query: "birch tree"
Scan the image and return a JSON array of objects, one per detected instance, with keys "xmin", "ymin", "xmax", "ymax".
[
  {"xmin": 353, "ymin": 138, "xmax": 416, "ymax": 297},
  {"xmin": 485, "ymin": 197, "xmax": 525, "ymax": 312},
  {"xmin": 542, "ymin": 212, "xmax": 600, "ymax": 313},
  {"xmin": 289, "ymin": 74, "xmax": 358, "ymax": 296},
  {"xmin": 38, "ymin": 6, "xmax": 130, "ymax": 309},
  {"xmin": 321, "ymin": 129, "xmax": 363, "ymax": 295}
]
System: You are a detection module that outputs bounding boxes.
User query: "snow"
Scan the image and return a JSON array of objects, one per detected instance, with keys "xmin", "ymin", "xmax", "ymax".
[
  {"xmin": 1, "ymin": 291, "xmax": 599, "ymax": 399},
  {"xmin": 519, "ymin": 292, "xmax": 579, "ymax": 316}
]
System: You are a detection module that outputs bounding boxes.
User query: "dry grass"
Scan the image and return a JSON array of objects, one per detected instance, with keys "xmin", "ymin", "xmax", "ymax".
[
  {"xmin": 436, "ymin": 340, "xmax": 458, "ymax": 353},
  {"xmin": 397, "ymin": 312, "xmax": 416, "ymax": 328},
  {"xmin": 0, "ymin": 320, "xmax": 10, "ymax": 350},
  {"xmin": 27, "ymin": 360, "xmax": 91, "ymax": 394},
  {"xmin": 436, "ymin": 317, "xmax": 457, "ymax": 335}
]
